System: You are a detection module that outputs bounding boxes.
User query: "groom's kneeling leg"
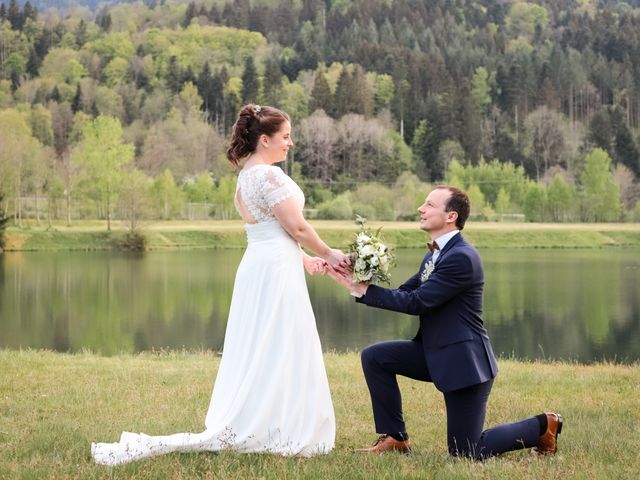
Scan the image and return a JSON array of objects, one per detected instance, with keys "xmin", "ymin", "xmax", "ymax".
[
  {"xmin": 444, "ymin": 380, "xmax": 493, "ymax": 459},
  {"xmin": 445, "ymin": 380, "xmax": 542, "ymax": 460}
]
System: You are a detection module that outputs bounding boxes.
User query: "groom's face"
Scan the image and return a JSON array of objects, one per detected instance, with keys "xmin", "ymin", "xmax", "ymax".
[{"xmin": 418, "ymin": 188, "xmax": 452, "ymax": 234}]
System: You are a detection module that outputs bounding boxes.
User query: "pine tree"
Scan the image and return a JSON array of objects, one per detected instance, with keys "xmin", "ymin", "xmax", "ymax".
[
  {"xmin": 197, "ymin": 62, "xmax": 215, "ymax": 118},
  {"xmin": 224, "ymin": 88, "xmax": 241, "ymax": 133},
  {"xmin": 197, "ymin": 62, "xmax": 211, "ymax": 101},
  {"xmin": 26, "ymin": 47, "xmax": 39, "ymax": 76},
  {"xmin": 221, "ymin": 2, "xmax": 234, "ymax": 27},
  {"xmin": 349, "ymin": 65, "xmax": 373, "ymax": 116},
  {"xmin": 310, "ymin": 70, "xmax": 332, "ymax": 114},
  {"xmin": 75, "ymin": 19, "xmax": 87, "ymax": 48},
  {"xmin": 50, "ymin": 86, "xmax": 61, "ymax": 103},
  {"xmin": 23, "ymin": 1, "xmax": 36, "ymax": 22},
  {"xmin": 97, "ymin": 9, "xmax": 111, "ymax": 32},
  {"xmin": 332, "ymin": 66, "xmax": 352, "ymax": 118},
  {"xmin": 166, "ymin": 56, "xmax": 183, "ymax": 94},
  {"xmin": 589, "ymin": 109, "xmax": 613, "ymax": 152},
  {"xmin": 182, "ymin": 2, "xmax": 196, "ymax": 28},
  {"xmin": 208, "ymin": 5, "xmax": 220, "ymax": 23},
  {"xmin": 458, "ymin": 89, "xmax": 482, "ymax": 164},
  {"xmin": 182, "ymin": 65, "xmax": 196, "ymax": 86},
  {"xmin": 0, "ymin": 3, "xmax": 7, "ymax": 21},
  {"xmin": 210, "ymin": 70, "xmax": 225, "ymax": 128},
  {"xmin": 34, "ymin": 28, "xmax": 50, "ymax": 61},
  {"xmin": 411, "ymin": 118, "xmax": 444, "ymax": 181},
  {"xmin": 241, "ymin": 56, "xmax": 259, "ymax": 104},
  {"xmin": 7, "ymin": 0, "xmax": 21, "ymax": 30},
  {"xmin": 615, "ymin": 126, "xmax": 640, "ymax": 176},
  {"xmin": 262, "ymin": 54, "xmax": 283, "ymax": 105},
  {"xmin": 10, "ymin": 69, "xmax": 20, "ymax": 91},
  {"xmin": 227, "ymin": 0, "xmax": 250, "ymax": 29},
  {"xmin": 72, "ymin": 84, "xmax": 82, "ymax": 113}
]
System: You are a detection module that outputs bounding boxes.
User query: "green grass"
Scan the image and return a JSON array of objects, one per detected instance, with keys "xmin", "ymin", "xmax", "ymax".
[
  {"xmin": 3, "ymin": 220, "xmax": 640, "ymax": 251},
  {"xmin": 1, "ymin": 350, "xmax": 639, "ymax": 479}
]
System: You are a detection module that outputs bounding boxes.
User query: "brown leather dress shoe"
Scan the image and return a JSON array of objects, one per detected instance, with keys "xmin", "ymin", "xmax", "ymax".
[
  {"xmin": 355, "ymin": 434, "xmax": 411, "ymax": 454},
  {"xmin": 533, "ymin": 412, "xmax": 564, "ymax": 455}
]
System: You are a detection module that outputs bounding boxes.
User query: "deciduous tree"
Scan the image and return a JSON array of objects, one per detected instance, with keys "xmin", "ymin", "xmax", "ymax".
[
  {"xmin": 71, "ymin": 115, "xmax": 134, "ymax": 230},
  {"xmin": 547, "ymin": 174, "xmax": 576, "ymax": 222},
  {"xmin": 579, "ymin": 148, "xmax": 621, "ymax": 222}
]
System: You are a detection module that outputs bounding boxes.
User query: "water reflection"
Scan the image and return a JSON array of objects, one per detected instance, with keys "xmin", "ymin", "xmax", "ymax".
[{"xmin": 1, "ymin": 248, "xmax": 639, "ymax": 363}]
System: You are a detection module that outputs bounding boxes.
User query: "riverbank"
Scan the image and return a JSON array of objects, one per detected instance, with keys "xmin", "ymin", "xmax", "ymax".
[
  {"xmin": 3, "ymin": 220, "xmax": 640, "ymax": 251},
  {"xmin": 1, "ymin": 350, "xmax": 638, "ymax": 479}
]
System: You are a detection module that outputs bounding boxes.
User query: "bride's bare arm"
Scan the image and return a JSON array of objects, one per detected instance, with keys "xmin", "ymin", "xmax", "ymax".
[{"xmin": 273, "ymin": 198, "xmax": 350, "ymax": 272}]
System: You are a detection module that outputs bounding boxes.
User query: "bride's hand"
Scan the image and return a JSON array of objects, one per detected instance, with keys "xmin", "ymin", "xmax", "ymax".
[
  {"xmin": 323, "ymin": 248, "xmax": 351, "ymax": 274},
  {"xmin": 303, "ymin": 256, "xmax": 328, "ymax": 276}
]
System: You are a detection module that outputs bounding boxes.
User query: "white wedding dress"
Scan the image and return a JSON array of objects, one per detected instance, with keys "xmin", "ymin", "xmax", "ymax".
[{"xmin": 92, "ymin": 164, "xmax": 335, "ymax": 466}]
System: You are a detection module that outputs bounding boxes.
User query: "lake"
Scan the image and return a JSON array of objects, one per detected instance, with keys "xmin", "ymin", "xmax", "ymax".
[{"xmin": 1, "ymin": 248, "xmax": 639, "ymax": 363}]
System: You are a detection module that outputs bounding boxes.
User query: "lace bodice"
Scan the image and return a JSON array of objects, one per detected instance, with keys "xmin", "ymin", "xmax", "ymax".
[{"xmin": 235, "ymin": 164, "xmax": 305, "ymax": 223}]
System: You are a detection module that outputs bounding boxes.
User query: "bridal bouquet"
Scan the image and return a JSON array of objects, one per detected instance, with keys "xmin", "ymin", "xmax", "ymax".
[{"xmin": 347, "ymin": 215, "xmax": 396, "ymax": 285}]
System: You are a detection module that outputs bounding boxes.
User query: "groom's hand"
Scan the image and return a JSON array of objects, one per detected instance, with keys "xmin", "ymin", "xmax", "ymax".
[{"xmin": 326, "ymin": 266, "xmax": 368, "ymax": 297}]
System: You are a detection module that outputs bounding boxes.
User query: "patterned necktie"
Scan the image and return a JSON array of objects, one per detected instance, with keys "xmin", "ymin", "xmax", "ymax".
[{"xmin": 427, "ymin": 240, "xmax": 440, "ymax": 253}]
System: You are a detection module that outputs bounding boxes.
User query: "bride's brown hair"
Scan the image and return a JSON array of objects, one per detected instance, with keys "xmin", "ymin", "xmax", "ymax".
[{"xmin": 226, "ymin": 104, "xmax": 290, "ymax": 166}]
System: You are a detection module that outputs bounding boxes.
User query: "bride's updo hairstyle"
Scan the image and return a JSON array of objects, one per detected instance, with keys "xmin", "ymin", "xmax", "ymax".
[{"xmin": 227, "ymin": 104, "xmax": 290, "ymax": 166}]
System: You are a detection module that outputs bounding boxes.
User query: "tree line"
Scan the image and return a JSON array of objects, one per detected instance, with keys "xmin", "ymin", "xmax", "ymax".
[{"xmin": 0, "ymin": 0, "xmax": 639, "ymax": 229}]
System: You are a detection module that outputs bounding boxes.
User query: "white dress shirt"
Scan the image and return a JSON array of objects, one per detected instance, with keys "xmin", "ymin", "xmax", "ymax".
[{"xmin": 431, "ymin": 230, "xmax": 460, "ymax": 264}]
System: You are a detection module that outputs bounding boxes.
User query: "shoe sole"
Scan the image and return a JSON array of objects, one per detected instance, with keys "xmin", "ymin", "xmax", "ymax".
[
  {"xmin": 556, "ymin": 414, "xmax": 564, "ymax": 435},
  {"xmin": 353, "ymin": 447, "xmax": 412, "ymax": 455}
]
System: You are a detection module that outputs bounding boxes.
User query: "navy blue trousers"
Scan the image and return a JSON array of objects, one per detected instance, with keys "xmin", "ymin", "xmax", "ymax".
[{"xmin": 361, "ymin": 340, "xmax": 540, "ymax": 459}]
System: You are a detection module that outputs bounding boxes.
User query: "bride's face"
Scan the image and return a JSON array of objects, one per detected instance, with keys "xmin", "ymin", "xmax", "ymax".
[{"xmin": 260, "ymin": 121, "xmax": 293, "ymax": 164}]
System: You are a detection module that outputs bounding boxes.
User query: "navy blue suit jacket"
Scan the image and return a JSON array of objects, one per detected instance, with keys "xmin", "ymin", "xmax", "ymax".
[{"xmin": 357, "ymin": 233, "xmax": 498, "ymax": 393}]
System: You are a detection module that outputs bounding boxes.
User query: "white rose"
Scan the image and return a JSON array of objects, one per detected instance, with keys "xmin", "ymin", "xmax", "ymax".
[
  {"xmin": 360, "ymin": 245, "xmax": 375, "ymax": 256},
  {"xmin": 357, "ymin": 233, "xmax": 371, "ymax": 244},
  {"xmin": 369, "ymin": 255, "xmax": 379, "ymax": 266},
  {"xmin": 355, "ymin": 258, "xmax": 366, "ymax": 272}
]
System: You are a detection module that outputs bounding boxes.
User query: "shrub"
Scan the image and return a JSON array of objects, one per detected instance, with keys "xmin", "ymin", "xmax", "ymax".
[
  {"xmin": 316, "ymin": 192, "xmax": 353, "ymax": 219},
  {"xmin": 392, "ymin": 172, "xmax": 431, "ymax": 221},
  {"xmin": 351, "ymin": 183, "xmax": 395, "ymax": 220},
  {"xmin": 113, "ymin": 231, "xmax": 147, "ymax": 251}
]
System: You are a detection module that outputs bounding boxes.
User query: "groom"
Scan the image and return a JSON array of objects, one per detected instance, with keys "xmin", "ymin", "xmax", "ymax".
[{"xmin": 329, "ymin": 186, "xmax": 563, "ymax": 459}]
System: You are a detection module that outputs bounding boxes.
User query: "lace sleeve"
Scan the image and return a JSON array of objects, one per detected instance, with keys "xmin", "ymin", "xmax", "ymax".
[{"xmin": 262, "ymin": 166, "xmax": 297, "ymax": 208}]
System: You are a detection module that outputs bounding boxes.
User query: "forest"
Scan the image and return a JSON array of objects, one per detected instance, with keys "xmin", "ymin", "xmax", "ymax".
[{"xmin": 1, "ymin": 0, "xmax": 640, "ymax": 229}]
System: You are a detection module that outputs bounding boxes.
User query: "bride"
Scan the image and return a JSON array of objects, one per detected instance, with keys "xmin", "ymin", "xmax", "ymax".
[{"xmin": 92, "ymin": 104, "xmax": 350, "ymax": 466}]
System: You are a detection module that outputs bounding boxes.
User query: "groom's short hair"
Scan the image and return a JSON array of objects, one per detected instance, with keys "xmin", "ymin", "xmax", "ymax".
[{"xmin": 436, "ymin": 186, "xmax": 470, "ymax": 230}]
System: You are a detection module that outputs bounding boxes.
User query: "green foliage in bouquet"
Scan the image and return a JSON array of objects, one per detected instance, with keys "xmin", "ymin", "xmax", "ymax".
[{"xmin": 347, "ymin": 215, "xmax": 396, "ymax": 285}]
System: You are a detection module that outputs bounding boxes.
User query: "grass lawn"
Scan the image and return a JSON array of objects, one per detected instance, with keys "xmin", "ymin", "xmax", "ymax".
[
  {"xmin": 4, "ymin": 220, "xmax": 640, "ymax": 251},
  {"xmin": 1, "ymin": 350, "xmax": 638, "ymax": 479}
]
